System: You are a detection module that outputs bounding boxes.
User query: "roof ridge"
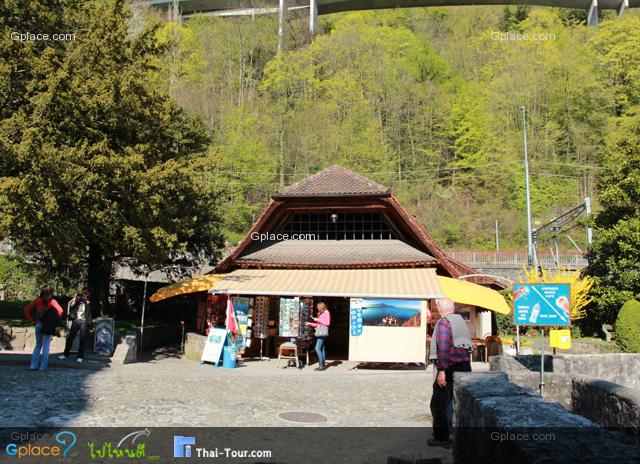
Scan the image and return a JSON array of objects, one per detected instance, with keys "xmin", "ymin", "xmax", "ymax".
[{"xmin": 274, "ymin": 165, "xmax": 390, "ymax": 198}]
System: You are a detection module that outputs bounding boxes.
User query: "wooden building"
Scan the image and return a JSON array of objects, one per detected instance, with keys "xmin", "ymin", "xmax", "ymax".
[{"xmin": 152, "ymin": 166, "xmax": 508, "ymax": 363}]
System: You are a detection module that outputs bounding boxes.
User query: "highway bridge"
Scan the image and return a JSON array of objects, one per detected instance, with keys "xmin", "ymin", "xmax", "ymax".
[{"xmin": 150, "ymin": 0, "xmax": 637, "ymax": 32}]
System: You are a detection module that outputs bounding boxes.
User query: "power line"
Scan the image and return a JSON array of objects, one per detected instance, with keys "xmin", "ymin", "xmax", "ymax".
[{"xmin": 200, "ymin": 160, "xmax": 602, "ymax": 178}]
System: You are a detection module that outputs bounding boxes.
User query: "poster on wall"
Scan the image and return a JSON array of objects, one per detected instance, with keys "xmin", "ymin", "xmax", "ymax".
[
  {"xmin": 350, "ymin": 299, "xmax": 364, "ymax": 336},
  {"xmin": 232, "ymin": 297, "xmax": 251, "ymax": 351},
  {"xmin": 361, "ymin": 299, "xmax": 422, "ymax": 327},
  {"xmin": 348, "ymin": 299, "xmax": 427, "ymax": 363}
]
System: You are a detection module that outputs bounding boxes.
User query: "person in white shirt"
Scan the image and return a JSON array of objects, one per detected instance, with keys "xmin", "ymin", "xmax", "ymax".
[{"xmin": 59, "ymin": 287, "xmax": 92, "ymax": 363}]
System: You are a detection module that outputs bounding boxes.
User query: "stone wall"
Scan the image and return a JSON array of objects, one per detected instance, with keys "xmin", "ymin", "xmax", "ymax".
[
  {"xmin": 490, "ymin": 354, "xmax": 640, "ymax": 443},
  {"xmin": 184, "ymin": 332, "xmax": 206, "ymax": 361},
  {"xmin": 1, "ymin": 324, "xmax": 67, "ymax": 352},
  {"xmin": 572, "ymin": 378, "xmax": 640, "ymax": 443},
  {"xmin": 490, "ymin": 353, "xmax": 640, "ymax": 389},
  {"xmin": 137, "ymin": 323, "xmax": 181, "ymax": 352},
  {"xmin": 552, "ymin": 354, "xmax": 640, "ymax": 389},
  {"xmin": 112, "ymin": 332, "xmax": 137, "ymax": 364},
  {"xmin": 453, "ymin": 372, "xmax": 640, "ymax": 464}
]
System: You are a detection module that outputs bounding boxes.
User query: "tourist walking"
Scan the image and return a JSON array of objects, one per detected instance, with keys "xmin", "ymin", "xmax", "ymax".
[
  {"xmin": 59, "ymin": 287, "xmax": 92, "ymax": 363},
  {"xmin": 24, "ymin": 286, "xmax": 64, "ymax": 371},
  {"xmin": 428, "ymin": 298, "xmax": 472, "ymax": 447},
  {"xmin": 307, "ymin": 302, "xmax": 331, "ymax": 371}
]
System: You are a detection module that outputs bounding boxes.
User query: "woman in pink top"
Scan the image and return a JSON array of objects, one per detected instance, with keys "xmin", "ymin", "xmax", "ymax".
[{"xmin": 306, "ymin": 302, "xmax": 331, "ymax": 371}]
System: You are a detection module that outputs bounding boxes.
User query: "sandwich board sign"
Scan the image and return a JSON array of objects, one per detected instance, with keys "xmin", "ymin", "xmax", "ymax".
[
  {"xmin": 94, "ymin": 317, "xmax": 115, "ymax": 355},
  {"xmin": 201, "ymin": 328, "xmax": 229, "ymax": 366},
  {"xmin": 513, "ymin": 283, "xmax": 571, "ymax": 327}
]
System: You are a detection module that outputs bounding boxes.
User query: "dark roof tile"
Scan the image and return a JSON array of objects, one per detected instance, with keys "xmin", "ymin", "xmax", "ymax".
[
  {"xmin": 274, "ymin": 165, "xmax": 390, "ymax": 198},
  {"xmin": 237, "ymin": 239, "xmax": 435, "ymax": 268}
]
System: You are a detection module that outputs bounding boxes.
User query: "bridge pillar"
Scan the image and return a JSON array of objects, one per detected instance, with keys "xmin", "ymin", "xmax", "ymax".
[
  {"xmin": 587, "ymin": 0, "xmax": 599, "ymax": 25},
  {"xmin": 278, "ymin": 0, "xmax": 286, "ymax": 52},
  {"xmin": 310, "ymin": 0, "xmax": 318, "ymax": 36},
  {"xmin": 617, "ymin": 0, "xmax": 630, "ymax": 15}
]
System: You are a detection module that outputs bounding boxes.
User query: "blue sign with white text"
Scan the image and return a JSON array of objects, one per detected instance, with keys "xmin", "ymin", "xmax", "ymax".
[{"xmin": 513, "ymin": 283, "xmax": 571, "ymax": 327}]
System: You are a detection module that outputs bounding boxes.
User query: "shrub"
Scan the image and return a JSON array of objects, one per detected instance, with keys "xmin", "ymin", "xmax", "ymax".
[
  {"xmin": 0, "ymin": 300, "xmax": 31, "ymax": 320},
  {"xmin": 615, "ymin": 300, "xmax": 640, "ymax": 353},
  {"xmin": 496, "ymin": 312, "xmax": 515, "ymax": 336}
]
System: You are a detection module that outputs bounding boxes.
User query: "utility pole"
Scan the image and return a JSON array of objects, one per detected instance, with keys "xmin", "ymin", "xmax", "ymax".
[
  {"xmin": 277, "ymin": 0, "xmax": 286, "ymax": 52},
  {"xmin": 585, "ymin": 197, "xmax": 593, "ymax": 245},
  {"xmin": 495, "ymin": 220, "xmax": 500, "ymax": 251},
  {"xmin": 310, "ymin": 0, "xmax": 318, "ymax": 36},
  {"xmin": 520, "ymin": 106, "xmax": 535, "ymax": 269}
]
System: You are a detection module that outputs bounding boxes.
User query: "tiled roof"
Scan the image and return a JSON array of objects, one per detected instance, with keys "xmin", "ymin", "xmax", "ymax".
[
  {"xmin": 274, "ymin": 165, "xmax": 390, "ymax": 198},
  {"xmin": 236, "ymin": 239, "xmax": 436, "ymax": 268}
]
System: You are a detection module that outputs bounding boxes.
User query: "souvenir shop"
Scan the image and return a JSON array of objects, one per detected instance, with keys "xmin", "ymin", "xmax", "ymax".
[{"xmin": 203, "ymin": 268, "xmax": 445, "ymax": 364}]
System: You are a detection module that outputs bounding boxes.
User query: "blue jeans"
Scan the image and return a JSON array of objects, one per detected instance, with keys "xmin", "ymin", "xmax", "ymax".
[
  {"xmin": 30, "ymin": 323, "xmax": 52, "ymax": 370},
  {"xmin": 315, "ymin": 337, "xmax": 327, "ymax": 365}
]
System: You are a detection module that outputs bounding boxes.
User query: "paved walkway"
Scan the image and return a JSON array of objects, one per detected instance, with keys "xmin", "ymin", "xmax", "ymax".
[
  {"xmin": 1, "ymin": 349, "xmax": 488, "ymax": 427},
  {"xmin": 1, "ymin": 348, "xmax": 488, "ymax": 462}
]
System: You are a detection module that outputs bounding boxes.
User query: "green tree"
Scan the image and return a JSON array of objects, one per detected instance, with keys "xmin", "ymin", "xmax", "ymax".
[
  {"xmin": 0, "ymin": 0, "xmax": 223, "ymax": 311},
  {"xmin": 584, "ymin": 112, "xmax": 640, "ymax": 331}
]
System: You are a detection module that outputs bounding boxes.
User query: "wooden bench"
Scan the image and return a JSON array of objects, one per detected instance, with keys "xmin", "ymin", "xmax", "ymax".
[{"xmin": 602, "ymin": 323, "xmax": 616, "ymax": 342}]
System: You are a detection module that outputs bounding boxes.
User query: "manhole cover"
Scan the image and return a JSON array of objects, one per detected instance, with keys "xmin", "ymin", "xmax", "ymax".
[{"xmin": 278, "ymin": 411, "xmax": 328, "ymax": 423}]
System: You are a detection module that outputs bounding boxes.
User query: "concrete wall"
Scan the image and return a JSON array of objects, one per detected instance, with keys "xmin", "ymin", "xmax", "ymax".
[{"xmin": 453, "ymin": 372, "xmax": 640, "ymax": 464}]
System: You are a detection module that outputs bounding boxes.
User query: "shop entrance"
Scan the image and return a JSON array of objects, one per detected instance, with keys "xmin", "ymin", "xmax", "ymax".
[{"xmin": 320, "ymin": 297, "xmax": 350, "ymax": 361}]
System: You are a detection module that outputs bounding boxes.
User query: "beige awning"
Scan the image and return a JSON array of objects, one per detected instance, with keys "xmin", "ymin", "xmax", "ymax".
[{"xmin": 210, "ymin": 268, "xmax": 445, "ymax": 299}]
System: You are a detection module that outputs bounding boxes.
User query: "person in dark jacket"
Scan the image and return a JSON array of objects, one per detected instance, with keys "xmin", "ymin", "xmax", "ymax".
[
  {"xmin": 59, "ymin": 287, "xmax": 92, "ymax": 363},
  {"xmin": 24, "ymin": 286, "xmax": 63, "ymax": 371}
]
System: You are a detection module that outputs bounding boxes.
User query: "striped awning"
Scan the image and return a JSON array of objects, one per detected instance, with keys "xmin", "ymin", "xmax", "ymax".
[{"xmin": 210, "ymin": 268, "xmax": 445, "ymax": 300}]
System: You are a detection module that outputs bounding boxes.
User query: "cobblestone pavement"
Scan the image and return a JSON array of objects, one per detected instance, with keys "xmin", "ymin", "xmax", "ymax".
[
  {"xmin": 2, "ymin": 351, "xmax": 495, "ymax": 463},
  {"xmin": 1, "ymin": 349, "xmax": 489, "ymax": 463},
  {"xmin": 1, "ymin": 356, "xmax": 444, "ymax": 427}
]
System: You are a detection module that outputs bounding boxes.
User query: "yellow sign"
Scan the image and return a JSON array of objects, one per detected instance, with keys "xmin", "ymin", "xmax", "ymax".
[{"xmin": 550, "ymin": 329, "xmax": 571, "ymax": 350}]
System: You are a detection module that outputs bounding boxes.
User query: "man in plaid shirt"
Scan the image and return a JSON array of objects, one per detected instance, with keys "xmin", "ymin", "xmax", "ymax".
[{"xmin": 428, "ymin": 298, "xmax": 472, "ymax": 447}]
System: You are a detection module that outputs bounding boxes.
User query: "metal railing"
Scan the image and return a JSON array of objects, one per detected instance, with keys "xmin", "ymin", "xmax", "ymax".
[{"xmin": 448, "ymin": 250, "xmax": 588, "ymax": 268}]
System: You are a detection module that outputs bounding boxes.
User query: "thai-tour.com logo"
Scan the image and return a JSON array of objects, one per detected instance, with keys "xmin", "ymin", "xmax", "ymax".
[
  {"xmin": 174, "ymin": 436, "xmax": 196, "ymax": 458},
  {"xmin": 88, "ymin": 429, "xmax": 160, "ymax": 460},
  {"xmin": 4, "ymin": 431, "xmax": 76, "ymax": 459},
  {"xmin": 173, "ymin": 435, "xmax": 273, "ymax": 459}
]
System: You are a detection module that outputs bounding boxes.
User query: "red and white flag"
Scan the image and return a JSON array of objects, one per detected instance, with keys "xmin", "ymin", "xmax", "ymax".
[{"xmin": 226, "ymin": 297, "xmax": 238, "ymax": 337}]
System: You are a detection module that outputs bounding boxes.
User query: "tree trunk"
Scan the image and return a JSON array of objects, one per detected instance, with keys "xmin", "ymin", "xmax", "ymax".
[{"xmin": 88, "ymin": 243, "xmax": 112, "ymax": 317}]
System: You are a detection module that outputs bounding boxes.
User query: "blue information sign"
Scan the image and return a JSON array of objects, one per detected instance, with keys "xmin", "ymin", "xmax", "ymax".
[
  {"xmin": 513, "ymin": 283, "xmax": 571, "ymax": 327},
  {"xmin": 350, "ymin": 299, "xmax": 364, "ymax": 336}
]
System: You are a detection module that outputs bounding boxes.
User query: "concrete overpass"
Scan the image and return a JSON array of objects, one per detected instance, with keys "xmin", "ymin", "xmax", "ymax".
[{"xmin": 150, "ymin": 0, "xmax": 636, "ymax": 31}]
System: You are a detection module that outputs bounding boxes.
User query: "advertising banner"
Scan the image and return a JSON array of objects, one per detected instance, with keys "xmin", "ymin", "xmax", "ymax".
[
  {"xmin": 513, "ymin": 283, "xmax": 571, "ymax": 327},
  {"xmin": 201, "ymin": 328, "xmax": 229, "ymax": 366}
]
